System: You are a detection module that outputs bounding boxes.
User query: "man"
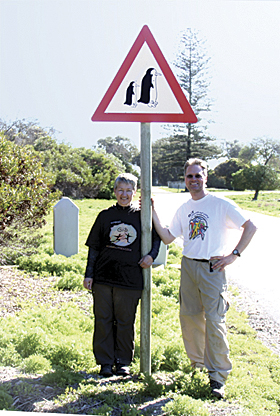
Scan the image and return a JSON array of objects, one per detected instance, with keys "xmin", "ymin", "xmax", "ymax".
[
  {"xmin": 152, "ymin": 158, "xmax": 256, "ymax": 398},
  {"xmin": 84, "ymin": 173, "xmax": 160, "ymax": 378}
]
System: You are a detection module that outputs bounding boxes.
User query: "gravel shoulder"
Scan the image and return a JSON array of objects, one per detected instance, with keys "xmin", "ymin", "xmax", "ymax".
[
  {"xmin": 227, "ymin": 276, "xmax": 280, "ymax": 357},
  {"xmin": 1, "ymin": 266, "xmax": 280, "ymax": 415}
]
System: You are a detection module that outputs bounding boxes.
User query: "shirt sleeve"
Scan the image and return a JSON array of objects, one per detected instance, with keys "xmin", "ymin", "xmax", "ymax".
[
  {"xmin": 169, "ymin": 205, "xmax": 184, "ymax": 238},
  {"xmin": 85, "ymin": 212, "xmax": 103, "ymax": 250},
  {"xmin": 225, "ymin": 199, "xmax": 248, "ymax": 229},
  {"xmin": 148, "ymin": 226, "xmax": 161, "ymax": 260},
  {"xmin": 84, "ymin": 247, "xmax": 100, "ymax": 279}
]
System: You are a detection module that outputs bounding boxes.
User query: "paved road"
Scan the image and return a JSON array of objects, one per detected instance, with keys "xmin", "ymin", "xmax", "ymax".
[{"xmin": 152, "ymin": 187, "xmax": 280, "ymax": 325}]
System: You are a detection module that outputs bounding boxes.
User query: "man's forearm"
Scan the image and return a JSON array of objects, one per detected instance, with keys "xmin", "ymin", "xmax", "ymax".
[
  {"xmin": 152, "ymin": 208, "xmax": 175, "ymax": 245},
  {"xmin": 211, "ymin": 219, "xmax": 257, "ymax": 271},
  {"xmin": 234, "ymin": 219, "xmax": 257, "ymax": 254}
]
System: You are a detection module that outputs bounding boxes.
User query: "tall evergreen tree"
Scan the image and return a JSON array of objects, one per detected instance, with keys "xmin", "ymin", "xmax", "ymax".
[
  {"xmin": 164, "ymin": 29, "xmax": 221, "ymax": 164},
  {"xmin": 152, "ymin": 132, "xmax": 220, "ymax": 185}
]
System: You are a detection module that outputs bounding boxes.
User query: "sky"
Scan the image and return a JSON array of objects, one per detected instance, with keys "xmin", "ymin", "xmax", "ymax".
[{"xmin": 1, "ymin": 0, "xmax": 280, "ymax": 162}]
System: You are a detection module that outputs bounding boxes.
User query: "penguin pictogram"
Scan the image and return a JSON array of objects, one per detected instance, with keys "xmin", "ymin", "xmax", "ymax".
[
  {"xmin": 138, "ymin": 68, "xmax": 161, "ymax": 108},
  {"xmin": 124, "ymin": 81, "xmax": 138, "ymax": 107}
]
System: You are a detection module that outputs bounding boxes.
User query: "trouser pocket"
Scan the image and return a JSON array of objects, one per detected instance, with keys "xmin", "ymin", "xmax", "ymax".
[{"xmin": 217, "ymin": 291, "xmax": 230, "ymax": 317}]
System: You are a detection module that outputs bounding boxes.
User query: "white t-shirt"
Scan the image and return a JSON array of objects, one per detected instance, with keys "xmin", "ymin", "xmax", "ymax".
[{"xmin": 169, "ymin": 193, "xmax": 248, "ymax": 259}]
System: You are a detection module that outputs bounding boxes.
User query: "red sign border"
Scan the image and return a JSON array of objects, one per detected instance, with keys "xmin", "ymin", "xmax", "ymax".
[{"xmin": 91, "ymin": 25, "xmax": 197, "ymax": 123}]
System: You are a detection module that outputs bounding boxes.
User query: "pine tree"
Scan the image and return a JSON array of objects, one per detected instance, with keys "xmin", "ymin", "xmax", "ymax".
[{"xmin": 165, "ymin": 29, "xmax": 221, "ymax": 163}]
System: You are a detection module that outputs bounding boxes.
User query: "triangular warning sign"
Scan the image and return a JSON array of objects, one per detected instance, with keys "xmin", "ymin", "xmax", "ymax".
[{"xmin": 91, "ymin": 25, "xmax": 197, "ymax": 123}]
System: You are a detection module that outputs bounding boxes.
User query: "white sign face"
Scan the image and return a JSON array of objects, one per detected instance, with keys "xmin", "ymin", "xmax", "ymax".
[
  {"xmin": 91, "ymin": 25, "xmax": 197, "ymax": 123},
  {"xmin": 105, "ymin": 43, "xmax": 183, "ymax": 115}
]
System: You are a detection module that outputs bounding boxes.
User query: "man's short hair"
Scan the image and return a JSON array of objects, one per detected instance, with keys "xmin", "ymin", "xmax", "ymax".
[
  {"xmin": 114, "ymin": 173, "xmax": 138, "ymax": 191},
  {"xmin": 184, "ymin": 158, "xmax": 208, "ymax": 175}
]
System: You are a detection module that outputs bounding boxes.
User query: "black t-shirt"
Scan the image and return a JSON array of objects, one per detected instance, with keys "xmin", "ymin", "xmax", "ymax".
[{"xmin": 85, "ymin": 203, "xmax": 160, "ymax": 290}]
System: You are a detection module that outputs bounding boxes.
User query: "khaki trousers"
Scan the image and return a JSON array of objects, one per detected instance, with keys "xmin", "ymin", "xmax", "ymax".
[{"xmin": 180, "ymin": 256, "xmax": 232, "ymax": 384}]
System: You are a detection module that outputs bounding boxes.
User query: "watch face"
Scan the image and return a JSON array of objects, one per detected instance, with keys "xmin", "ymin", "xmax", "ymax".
[{"xmin": 233, "ymin": 249, "xmax": 240, "ymax": 256}]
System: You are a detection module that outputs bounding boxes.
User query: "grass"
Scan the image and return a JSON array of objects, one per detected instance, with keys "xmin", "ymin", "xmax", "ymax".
[
  {"xmin": 160, "ymin": 187, "xmax": 280, "ymax": 217},
  {"xmin": 226, "ymin": 191, "xmax": 280, "ymax": 217},
  {"xmin": 159, "ymin": 186, "xmax": 185, "ymax": 193},
  {"xmin": 2, "ymin": 262, "xmax": 280, "ymax": 414},
  {"xmin": 1, "ymin": 191, "xmax": 280, "ymax": 414}
]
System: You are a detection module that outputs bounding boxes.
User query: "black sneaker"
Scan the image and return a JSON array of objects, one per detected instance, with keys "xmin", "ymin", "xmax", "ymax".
[
  {"xmin": 99, "ymin": 364, "xmax": 113, "ymax": 377},
  {"xmin": 210, "ymin": 379, "xmax": 225, "ymax": 399},
  {"xmin": 116, "ymin": 363, "xmax": 130, "ymax": 376}
]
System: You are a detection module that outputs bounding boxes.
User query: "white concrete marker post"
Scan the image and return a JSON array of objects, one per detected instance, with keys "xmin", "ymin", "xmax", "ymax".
[
  {"xmin": 140, "ymin": 122, "xmax": 152, "ymax": 375},
  {"xmin": 53, "ymin": 197, "xmax": 79, "ymax": 257}
]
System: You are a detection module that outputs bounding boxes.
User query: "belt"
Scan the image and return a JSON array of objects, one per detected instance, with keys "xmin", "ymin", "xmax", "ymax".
[
  {"xmin": 191, "ymin": 258, "xmax": 209, "ymax": 263},
  {"xmin": 188, "ymin": 258, "xmax": 213, "ymax": 273}
]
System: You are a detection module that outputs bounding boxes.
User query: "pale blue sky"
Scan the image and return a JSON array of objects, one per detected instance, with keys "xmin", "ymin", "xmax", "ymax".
[{"xmin": 1, "ymin": 0, "xmax": 279, "ymax": 155}]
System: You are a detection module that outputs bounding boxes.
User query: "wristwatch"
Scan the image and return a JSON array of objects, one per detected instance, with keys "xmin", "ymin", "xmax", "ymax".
[{"xmin": 232, "ymin": 249, "xmax": 241, "ymax": 257}]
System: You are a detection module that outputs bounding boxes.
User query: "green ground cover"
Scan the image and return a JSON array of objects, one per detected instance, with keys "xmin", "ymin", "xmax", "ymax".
[
  {"xmin": 161, "ymin": 187, "xmax": 280, "ymax": 217},
  {"xmin": 226, "ymin": 191, "xmax": 280, "ymax": 217},
  {"xmin": 1, "ymin": 192, "xmax": 280, "ymax": 414}
]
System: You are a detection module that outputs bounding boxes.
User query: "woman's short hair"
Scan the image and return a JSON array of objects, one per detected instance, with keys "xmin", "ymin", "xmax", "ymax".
[
  {"xmin": 184, "ymin": 158, "xmax": 208, "ymax": 175},
  {"xmin": 114, "ymin": 173, "xmax": 138, "ymax": 191}
]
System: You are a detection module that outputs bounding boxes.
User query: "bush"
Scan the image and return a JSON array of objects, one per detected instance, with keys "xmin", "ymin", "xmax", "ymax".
[
  {"xmin": 0, "ymin": 304, "xmax": 94, "ymax": 371},
  {"xmin": 16, "ymin": 253, "xmax": 85, "ymax": 277},
  {"xmin": 41, "ymin": 368, "xmax": 84, "ymax": 387},
  {"xmin": 54, "ymin": 272, "xmax": 84, "ymax": 291},
  {"xmin": 163, "ymin": 394, "xmax": 209, "ymax": 416},
  {"xmin": 15, "ymin": 331, "xmax": 45, "ymax": 358},
  {"xmin": 34, "ymin": 137, "xmax": 126, "ymax": 199},
  {"xmin": 21, "ymin": 355, "xmax": 52, "ymax": 374},
  {"xmin": 0, "ymin": 345, "xmax": 21, "ymax": 367},
  {"xmin": 0, "ymin": 135, "xmax": 60, "ymax": 264},
  {"xmin": 0, "ymin": 389, "xmax": 14, "ymax": 411}
]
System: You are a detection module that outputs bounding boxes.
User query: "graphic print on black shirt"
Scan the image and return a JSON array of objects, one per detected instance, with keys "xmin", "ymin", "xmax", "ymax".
[
  {"xmin": 109, "ymin": 222, "xmax": 137, "ymax": 247},
  {"xmin": 188, "ymin": 211, "xmax": 209, "ymax": 241}
]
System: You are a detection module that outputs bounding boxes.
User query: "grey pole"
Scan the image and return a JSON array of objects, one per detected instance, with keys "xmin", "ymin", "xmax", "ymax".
[{"xmin": 140, "ymin": 122, "xmax": 152, "ymax": 375}]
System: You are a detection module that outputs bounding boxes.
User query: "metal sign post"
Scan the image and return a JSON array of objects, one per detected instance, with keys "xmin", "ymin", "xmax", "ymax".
[{"xmin": 140, "ymin": 122, "xmax": 152, "ymax": 375}]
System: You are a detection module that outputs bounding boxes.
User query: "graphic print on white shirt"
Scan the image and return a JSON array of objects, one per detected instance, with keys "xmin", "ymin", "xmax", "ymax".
[
  {"xmin": 109, "ymin": 223, "xmax": 137, "ymax": 246},
  {"xmin": 188, "ymin": 211, "xmax": 209, "ymax": 241}
]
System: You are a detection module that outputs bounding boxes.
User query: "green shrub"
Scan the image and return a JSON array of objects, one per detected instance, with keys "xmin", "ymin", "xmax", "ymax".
[
  {"xmin": 140, "ymin": 374, "xmax": 175, "ymax": 398},
  {"xmin": 0, "ymin": 135, "xmax": 60, "ymax": 264},
  {"xmin": 16, "ymin": 253, "xmax": 85, "ymax": 276},
  {"xmin": 15, "ymin": 331, "xmax": 45, "ymax": 358},
  {"xmin": 153, "ymin": 262, "xmax": 180, "ymax": 300},
  {"xmin": 93, "ymin": 404, "xmax": 113, "ymax": 415},
  {"xmin": 162, "ymin": 394, "xmax": 209, "ymax": 416},
  {"xmin": 160, "ymin": 344, "xmax": 188, "ymax": 372},
  {"xmin": 0, "ymin": 342, "xmax": 22, "ymax": 367},
  {"xmin": 171, "ymin": 370, "xmax": 210, "ymax": 399},
  {"xmin": 21, "ymin": 355, "xmax": 52, "ymax": 374},
  {"xmin": 149, "ymin": 343, "xmax": 165, "ymax": 372},
  {"xmin": 54, "ymin": 271, "xmax": 84, "ymax": 291},
  {"xmin": 167, "ymin": 243, "xmax": 182, "ymax": 265},
  {"xmin": 45, "ymin": 342, "xmax": 88, "ymax": 370},
  {"xmin": 42, "ymin": 368, "xmax": 84, "ymax": 387},
  {"xmin": 0, "ymin": 304, "xmax": 94, "ymax": 371},
  {"xmin": 0, "ymin": 389, "xmax": 14, "ymax": 411}
]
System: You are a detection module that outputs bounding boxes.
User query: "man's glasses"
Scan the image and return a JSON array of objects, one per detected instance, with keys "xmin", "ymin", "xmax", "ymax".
[{"xmin": 185, "ymin": 174, "xmax": 203, "ymax": 179}]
